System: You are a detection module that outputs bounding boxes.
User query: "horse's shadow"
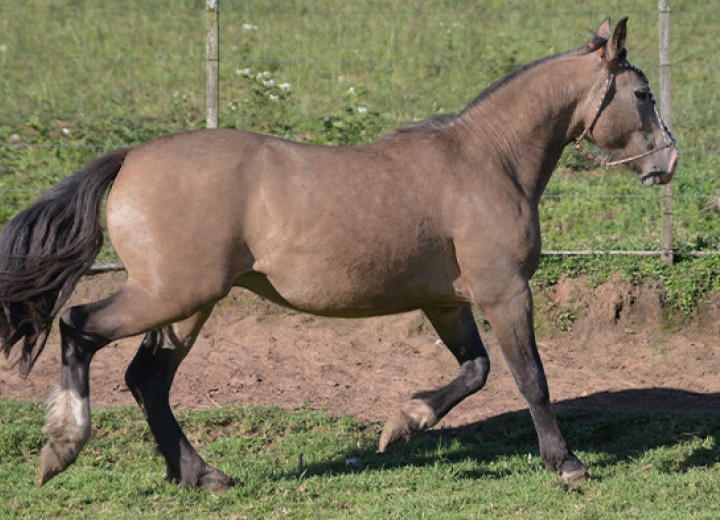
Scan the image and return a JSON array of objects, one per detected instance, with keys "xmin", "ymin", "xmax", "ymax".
[{"xmin": 300, "ymin": 388, "xmax": 720, "ymax": 480}]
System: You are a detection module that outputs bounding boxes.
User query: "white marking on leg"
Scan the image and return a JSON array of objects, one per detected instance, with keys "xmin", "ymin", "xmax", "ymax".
[
  {"xmin": 403, "ymin": 399, "xmax": 438, "ymax": 430},
  {"xmin": 42, "ymin": 387, "xmax": 91, "ymax": 447}
]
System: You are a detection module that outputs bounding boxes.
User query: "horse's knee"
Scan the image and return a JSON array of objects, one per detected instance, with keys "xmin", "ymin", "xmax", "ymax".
[
  {"xmin": 60, "ymin": 306, "xmax": 84, "ymax": 331},
  {"xmin": 460, "ymin": 357, "xmax": 490, "ymax": 394},
  {"xmin": 513, "ymin": 367, "xmax": 550, "ymax": 407},
  {"xmin": 125, "ymin": 326, "xmax": 197, "ymax": 414}
]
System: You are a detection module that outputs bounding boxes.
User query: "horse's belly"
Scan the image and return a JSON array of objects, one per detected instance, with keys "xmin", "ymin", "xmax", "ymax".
[{"xmin": 238, "ymin": 248, "xmax": 464, "ymax": 317}]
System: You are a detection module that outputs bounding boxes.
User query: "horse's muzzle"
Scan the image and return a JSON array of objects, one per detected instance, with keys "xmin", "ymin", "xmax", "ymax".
[{"xmin": 640, "ymin": 146, "xmax": 679, "ymax": 186}]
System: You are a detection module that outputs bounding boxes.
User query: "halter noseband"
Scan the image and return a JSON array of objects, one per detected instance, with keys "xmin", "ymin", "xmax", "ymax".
[{"xmin": 572, "ymin": 44, "xmax": 676, "ymax": 169}]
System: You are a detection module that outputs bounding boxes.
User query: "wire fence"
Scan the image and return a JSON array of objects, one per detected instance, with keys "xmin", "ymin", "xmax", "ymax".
[{"xmin": 0, "ymin": 1, "xmax": 718, "ymax": 262}]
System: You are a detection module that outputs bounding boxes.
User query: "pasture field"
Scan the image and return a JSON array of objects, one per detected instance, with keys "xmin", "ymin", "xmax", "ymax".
[
  {"xmin": 0, "ymin": 2, "xmax": 719, "ymax": 518},
  {"xmin": 0, "ymin": 401, "xmax": 718, "ymax": 519}
]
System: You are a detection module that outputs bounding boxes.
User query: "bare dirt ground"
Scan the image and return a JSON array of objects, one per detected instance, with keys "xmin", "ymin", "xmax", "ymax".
[{"xmin": 1, "ymin": 272, "xmax": 719, "ymax": 428}]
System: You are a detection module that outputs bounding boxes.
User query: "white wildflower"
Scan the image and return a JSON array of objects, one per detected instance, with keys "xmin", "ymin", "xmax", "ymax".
[
  {"xmin": 243, "ymin": 68, "xmax": 252, "ymax": 75},
  {"xmin": 279, "ymin": 82, "xmax": 291, "ymax": 90},
  {"xmin": 357, "ymin": 106, "xmax": 368, "ymax": 114},
  {"xmin": 242, "ymin": 23, "xmax": 258, "ymax": 31},
  {"xmin": 348, "ymin": 86, "xmax": 356, "ymax": 93},
  {"xmin": 269, "ymin": 94, "xmax": 279, "ymax": 101},
  {"xmin": 61, "ymin": 127, "xmax": 70, "ymax": 135},
  {"xmin": 263, "ymin": 78, "xmax": 275, "ymax": 87}
]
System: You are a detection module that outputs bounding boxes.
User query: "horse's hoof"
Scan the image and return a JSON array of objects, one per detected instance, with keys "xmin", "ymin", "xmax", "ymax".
[
  {"xmin": 39, "ymin": 441, "xmax": 75, "ymax": 485},
  {"xmin": 200, "ymin": 471, "xmax": 236, "ymax": 494},
  {"xmin": 378, "ymin": 412, "xmax": 414, "ymax": 452},
  {"xmin": 557, "ymin": 458, "xmax": 589, "ymax": 488},
  {"xmin": 177, "ymin": 466, "xmax": 236, "ymax": 494}
]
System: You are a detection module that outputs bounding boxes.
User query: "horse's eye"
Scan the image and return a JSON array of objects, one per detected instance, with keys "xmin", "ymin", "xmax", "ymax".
[{"xmin": 634, "ymin": 88, "xmax": 650, "ymax": 101}]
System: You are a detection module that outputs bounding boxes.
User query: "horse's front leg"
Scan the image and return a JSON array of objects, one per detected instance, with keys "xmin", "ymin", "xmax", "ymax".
[
  {"xmin": 39, "ymin": 317, "xmax": 109, "ymax": 485},
  {"xmin": 481, "ymin": 280, "xmax": 588, "ymax": 486},
  {"xmin": 380, "ymin": 304, "xmax": 490, "ymax": 451}
]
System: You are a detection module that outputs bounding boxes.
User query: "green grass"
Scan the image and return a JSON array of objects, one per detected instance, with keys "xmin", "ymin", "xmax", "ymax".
[{"xmin": 0, "ymin": 400, "xmax": 718, "ymax": 519}]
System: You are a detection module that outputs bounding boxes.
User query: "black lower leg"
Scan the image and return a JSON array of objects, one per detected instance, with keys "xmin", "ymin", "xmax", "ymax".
[
  {"xmin": 59, "ymin": 319, "xmax": 107, "ymax": 396},
  {"xmin": 518, "ymin": 374, "xmax": 586, "ymax": 483},
  {"xmin": 39, "ymin": 317, "xmax": 109, "ymax": 485},
  {"xmin": 490, "ymin": 297, "xmax": 588, "ymax": 486},
  {"xmin": 379, "ymin": 305, "xmax": 490, "ymax": 451},
  {"xmin": 416, "ymin": 305, "xmax": 490, "ymax": 416},
  {"xmin": 125, "ymin": 330, "xmax": 234, "ymax": 492}
]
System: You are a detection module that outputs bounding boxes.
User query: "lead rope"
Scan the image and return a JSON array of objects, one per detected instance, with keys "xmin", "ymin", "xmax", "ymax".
[{"xmin": 572, "ymin": 57, "xmax": 676, "ymax": 169}]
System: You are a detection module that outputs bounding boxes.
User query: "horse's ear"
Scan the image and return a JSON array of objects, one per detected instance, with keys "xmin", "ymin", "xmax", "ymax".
[
  {"xmin": 596, "ymin": 18, "xmax": 612, "ymax": 40},
  {"xmin": 606, "ymin": 16, "xmax": 628, "ymax": 61}
]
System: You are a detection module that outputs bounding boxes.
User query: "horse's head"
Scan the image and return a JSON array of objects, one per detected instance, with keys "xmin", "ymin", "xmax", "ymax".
[{"xmin": 575, "ymin": 17, "xmax": 679, "ymax": 186}]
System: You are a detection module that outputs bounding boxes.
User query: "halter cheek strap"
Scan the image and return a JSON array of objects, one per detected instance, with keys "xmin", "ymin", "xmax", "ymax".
[{"xmin": 573, "ymin": 45, "xmax": 676, "ymax": 169}]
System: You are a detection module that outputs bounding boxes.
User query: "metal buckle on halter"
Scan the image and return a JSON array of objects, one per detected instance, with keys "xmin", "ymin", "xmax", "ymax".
[{"xmin": 573, "ymin": 50, "xmax": 676, "ymax": 170}]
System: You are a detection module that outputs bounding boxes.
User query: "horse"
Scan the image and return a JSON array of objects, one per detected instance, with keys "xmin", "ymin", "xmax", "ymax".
[{"xmin": 0, "ymin": 17, "xmax": 677, "ymax": 492}]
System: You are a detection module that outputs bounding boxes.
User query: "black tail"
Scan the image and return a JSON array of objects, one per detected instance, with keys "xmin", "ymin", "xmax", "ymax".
[{"xmin": 0, "ymin": 147, "xmax": 131, "ymax": 376}]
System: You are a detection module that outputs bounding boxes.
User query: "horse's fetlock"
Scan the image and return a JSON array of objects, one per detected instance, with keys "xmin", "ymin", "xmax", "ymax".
[
  {"xmin": 42, "ymin": 387, "xmax": 91, "ymax": 445},
  {"xmin": 378, "ymin": 401, "xmax": 437, "ymax": 453},
  {"xmin": 402, "ymin": 399, "xmax": 438, "ymax": 430}
]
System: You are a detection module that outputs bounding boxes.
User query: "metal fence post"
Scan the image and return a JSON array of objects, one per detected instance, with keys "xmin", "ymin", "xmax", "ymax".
[
  {"xmin": 206, "ymin": 0, "xmax": 220, "ymax": 129},
  {"xmin": 659, "ymin": 0, "xmax": 673, "ymax": 266}
]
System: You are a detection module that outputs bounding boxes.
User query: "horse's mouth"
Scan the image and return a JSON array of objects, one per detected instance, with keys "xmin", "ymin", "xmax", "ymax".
[
  {"xmin": 639, "ymin": 148, "xmax": 678, "ymax": 187},
  {"xmin": 640, "ymin": 165, "xmax": 676, "ymax": 186},
  {"xmin": 640, "ymin": 172, "xmax": 668, "ymax": 186}
]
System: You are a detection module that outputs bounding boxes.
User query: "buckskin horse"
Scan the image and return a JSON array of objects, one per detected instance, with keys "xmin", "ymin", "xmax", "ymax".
[{"xmin": 0, "ymin": 17, "xmax": 677, "ymax": 491}]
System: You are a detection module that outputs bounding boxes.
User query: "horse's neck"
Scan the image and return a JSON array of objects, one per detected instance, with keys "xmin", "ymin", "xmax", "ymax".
[{"xmin": 456, "ymin": 53, "xmax": 594, "ymax": 203}]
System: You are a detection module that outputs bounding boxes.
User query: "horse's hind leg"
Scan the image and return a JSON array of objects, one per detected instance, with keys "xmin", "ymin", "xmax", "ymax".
[
  {"xmin": 124, "ymin": 306, "xmax": 234, "ymax": 493},
  {"xmin": 39, "ymin": 319, "xmax": 109, "ymax": 485},
  {"xmin": 379, "ymin": 304, "xmax": 490, "ymax": 451},
  {"xmin": 38, "ymin": 280, "xmax": 226, "ymax": 488}
]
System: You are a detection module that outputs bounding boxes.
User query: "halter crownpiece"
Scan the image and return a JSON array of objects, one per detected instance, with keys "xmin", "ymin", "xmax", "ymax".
[{"xmin": 573, "ymin": 45, "xmax": 676, "ymax": 169}]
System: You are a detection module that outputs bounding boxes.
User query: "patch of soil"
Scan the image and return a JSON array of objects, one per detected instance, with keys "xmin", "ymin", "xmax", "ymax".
[{"xmin": 1, "ymin": 273, "xmax": 719, "ymax": 430}]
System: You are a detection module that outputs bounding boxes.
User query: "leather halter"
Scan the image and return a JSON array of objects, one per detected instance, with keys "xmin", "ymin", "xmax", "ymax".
[{"xmin": 572, "ymin": 44, "xmax": 676, "ymax": 169}]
